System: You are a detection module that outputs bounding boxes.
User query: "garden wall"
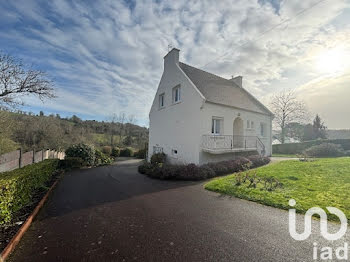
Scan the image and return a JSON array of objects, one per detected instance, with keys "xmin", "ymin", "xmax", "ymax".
[{"xmin": 0, "ymin": 149, "xmax": 65, "ymax": 173}]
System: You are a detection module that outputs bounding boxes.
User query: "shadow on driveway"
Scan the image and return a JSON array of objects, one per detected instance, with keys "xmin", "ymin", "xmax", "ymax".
[{"xmin": 38, "ymin": 159, "xmax": 200, "ymax": 220}]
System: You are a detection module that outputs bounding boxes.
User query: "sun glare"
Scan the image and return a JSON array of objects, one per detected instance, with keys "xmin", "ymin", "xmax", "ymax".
[{"xmin": 315, "ymin": 47, "xmax": 348, "ymax": 75}]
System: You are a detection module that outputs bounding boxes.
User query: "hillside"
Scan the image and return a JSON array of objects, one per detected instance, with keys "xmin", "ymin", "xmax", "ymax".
[{"xmin": 0, "ymin": 110, "xmax": 148, "ymax": 155}]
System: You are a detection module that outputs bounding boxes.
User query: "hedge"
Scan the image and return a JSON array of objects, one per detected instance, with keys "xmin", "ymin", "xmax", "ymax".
[
  {"xmin": 0, "ymin": 159, "xmax": 60, "ymax": 225},
  {"xmin": 138, "ymin": 155, "xmax": 270, "ymax": 181},
  {"xmin": 120, "ymin": 147, "xmax": 134, "ymax": 157},
  {"xmin": 272, "ymin": 139, "xmax": 350, "ymax": 154}
]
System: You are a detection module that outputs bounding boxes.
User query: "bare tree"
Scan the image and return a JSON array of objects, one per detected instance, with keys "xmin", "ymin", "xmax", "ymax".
[
  {"xmin": 270, "ymin": 90, "xmax": 309, "ymax": 144},
  {"xmin": 0, "ymin": 53, "xmax": 55, "ymax": 107},
  {"xmin": 107, "ymin": 113, "xmax": 118, "ymax": 147},
  {"xmin": 117, "ymin": 112, "xmax": 127, "ymax": 143}
]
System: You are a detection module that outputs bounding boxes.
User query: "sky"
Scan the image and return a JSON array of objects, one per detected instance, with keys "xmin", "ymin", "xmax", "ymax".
[{"xmin": 0, "ymin": 0, "xmax": 349, "ymax": 128}]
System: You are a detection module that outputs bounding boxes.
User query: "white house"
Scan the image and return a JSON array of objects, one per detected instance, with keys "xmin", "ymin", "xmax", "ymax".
[{"xmin": 148, "ymin": 48, "xmax": 274, "ymax": 165}]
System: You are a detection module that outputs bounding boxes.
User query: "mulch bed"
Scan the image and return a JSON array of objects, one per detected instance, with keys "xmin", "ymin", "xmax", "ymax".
[{"xmin": 0, "ymin": 171, "xmax": 61, "ymax": 252}]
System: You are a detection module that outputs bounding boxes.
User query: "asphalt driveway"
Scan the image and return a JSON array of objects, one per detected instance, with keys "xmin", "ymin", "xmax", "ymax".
[{"xmin": 8, "ymin": 159, "xmax": 349, "ymax": 262}]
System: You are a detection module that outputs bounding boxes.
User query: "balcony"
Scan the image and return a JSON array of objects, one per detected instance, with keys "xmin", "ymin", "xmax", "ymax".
[{"xmin": 201, "ymin": 135, "xmax": 265, "ymax": 154}]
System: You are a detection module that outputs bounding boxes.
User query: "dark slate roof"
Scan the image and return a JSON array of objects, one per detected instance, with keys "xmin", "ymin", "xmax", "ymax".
[{"xmin": 179, "ymin": 62, "xmax": 272, "ymax": 115}]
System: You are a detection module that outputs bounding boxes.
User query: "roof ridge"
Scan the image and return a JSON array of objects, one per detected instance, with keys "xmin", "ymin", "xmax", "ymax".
[{"xmin": 179, "ymin": 62, "xmax": 234, "ymax": 84}]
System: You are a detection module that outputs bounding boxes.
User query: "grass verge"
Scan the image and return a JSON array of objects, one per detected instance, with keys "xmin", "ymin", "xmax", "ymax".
[
  {"xmin": 205, "ymin": 157, "xmax": 350, "ymax": 221},
  {"xmin": 272, "ymin": 153, "xmax": 299, "ymax": 158}
]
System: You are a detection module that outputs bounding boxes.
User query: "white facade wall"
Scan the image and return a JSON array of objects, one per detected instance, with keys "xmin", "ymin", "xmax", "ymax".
[
  {"xmin": 148, "ymin": 49, "xmax": 204, "ymax": 164},
  {"xmin": 198, "ymin": 102, "xmax": 273, "ymax": 165},
  {"xmin": 149, "ymin": 49, "xmax": 273, "ymax": 166}
]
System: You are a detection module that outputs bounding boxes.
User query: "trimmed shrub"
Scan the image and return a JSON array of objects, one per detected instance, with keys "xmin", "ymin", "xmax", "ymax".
[
  {"xmin": 65, "ymin": 143, "xmax": 95, "ymax": 166},
  {"xmin": 180, "ymin": 164, "xmax": 215, "ymax": 180},
  {"xmin": 303, "ymin": 143, "xmax": 345, "ymax": 157},
  {"xmin": 247, "ymin": 155, "xmax": 271, "ymax": 168},
  {"xmin": 273, "ymin": 139, "xmax": 350, "ymax": 155},
  {"xmin": 95, "ymin": 149, "xmax": 114, "ymax": 166},
  {"xmin": 60, "ymin": 157, "xmax": 84, "ymax": 169},
  {"xmin": 138, "ymin": 161, "xmax": 153, "ymax": 174},
  {"xmin": 102, "ymin": 146, "xmax": 112, "ymax": 155},
  {"xmin": 150, "ymin": 153, "xmax": 166, "ymax": 165},
  {"xmin": 135, "ymin": 148, "xmax": 147, "ymax": 159},
  {"xmin": 138, "ymin": 156, "xmax": 268, "ymax": 181},
  {"xmin": 111, "ymin": 147, "xmax": 120, "ymax": 157},
  {"xmin": 120, "ymin": 147, "xmax": 134, "ymax": 157},
  {"xmin": 0, "ymin": 159, "xmax": 60, "ymax": 225}
]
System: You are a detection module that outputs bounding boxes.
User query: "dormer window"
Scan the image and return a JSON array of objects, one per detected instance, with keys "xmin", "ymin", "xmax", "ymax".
[
  {"xmin": 159, "ymin": 93, "xmax": 165, "ymax": 109},
  {"xmin": 172, "ymin": 85, "xmax": 181, "ymax": 103}
]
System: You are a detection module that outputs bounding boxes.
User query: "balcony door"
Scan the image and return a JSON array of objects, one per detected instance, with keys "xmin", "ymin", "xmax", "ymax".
[{"xmin": 233, "ymin": 117, "xmax": 244, "ymax": 148}]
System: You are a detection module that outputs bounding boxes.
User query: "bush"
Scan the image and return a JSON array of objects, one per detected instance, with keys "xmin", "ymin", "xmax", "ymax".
[
  {"xmin": 247, "ymin": 155, "xmax": 271, "ymax": 168},
  {"xmin": 102, "ymin": 146, "xmax": 112, "ymax": 155},
  {"xmin": 138, "ymin": 156, "xmax": 265, "ymax": 181},
  {"xmin": 135, "ymin": 148, "xmax": 147, "ymax": 159},
  {"xmin": 138, "ymin": 161, "xmax": 153, "ymax": 174},
  {"xmin": 180, "ymin": 164, "xmax": 216, "ymax": 180},
  {"xmin": 303, "ymin": 143, "xmax": 345, "ymax": 157},
  {"xmin": 111, "ymin": 147, "xmax": 120, "ymax": 157},
  {"xmin": 0, "ymin": 159, "xmax": 60, "ymax": 225},
  {"xmin": 65, "ymin": 143, "xmax": 95, "ymax": 166},
  {"xmin": 150, "ymin": 153, "xmax": 166, "ymax": 165},
  {"xmin": 60, "ymin": 157, "xmax": 84, "ymax": 169},
  {"xmin": 272, "ymin": 139, "xmax": 350, "ymax": 155},
  {"xmin": 95, "ymin": 149, "xmax": 114, "ymax": 166},
  {"xmin": 120, "ymin": 147, "xmax": 134, "ymax": 157}
]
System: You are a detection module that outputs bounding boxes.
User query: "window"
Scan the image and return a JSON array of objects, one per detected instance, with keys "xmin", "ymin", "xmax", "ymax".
[
  {"xmin": 173, "ymin": 85, "xmax": 181, "ymax": 103},
  {"xmin": 159, "ymin": 93, "xmax": 165, "ymax": 108},
  {"xmin": 247, "ymin": 120, "xmax": 250, "ymax": 129},
  {"xmin": 260, "ymin": 123, "xmax": 266, "ymax": 137},
  {"xmin": 211, "ymin": 118, "xmax": 222, "ymax": 135},
  {"xmin": 251, "ymin": 121, "xmax": 254, "ymax": 129}
]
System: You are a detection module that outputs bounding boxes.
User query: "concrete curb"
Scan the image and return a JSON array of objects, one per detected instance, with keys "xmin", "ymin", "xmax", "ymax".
[{"xmin": 0, "ymin": 177, "xmax": 61, "ymax": 262}]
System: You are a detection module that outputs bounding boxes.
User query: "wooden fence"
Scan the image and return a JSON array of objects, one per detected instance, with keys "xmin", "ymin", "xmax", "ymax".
[{"xmin": 0, "ymin": 149, "xmax": 65, "ymax": 173}]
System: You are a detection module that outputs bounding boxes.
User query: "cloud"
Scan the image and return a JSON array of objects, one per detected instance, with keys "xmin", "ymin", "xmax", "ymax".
[{"xmin": 0, "ymin": 0, "xmax": 349, "ymax": 128}]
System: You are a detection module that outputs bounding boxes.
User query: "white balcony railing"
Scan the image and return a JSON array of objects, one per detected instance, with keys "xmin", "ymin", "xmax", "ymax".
[{"xmin": 201, "ymin": 135, "xmax": 265, "ymax": 154}]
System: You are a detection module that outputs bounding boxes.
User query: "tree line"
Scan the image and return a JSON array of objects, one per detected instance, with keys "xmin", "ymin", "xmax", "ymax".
[
  {"xmin": 0, "ymin": 110, "xmax": 148, "ymax": 155},
  {"xmin": 0, "ymin": 51, "xmax": 148, "ymax": 154}
]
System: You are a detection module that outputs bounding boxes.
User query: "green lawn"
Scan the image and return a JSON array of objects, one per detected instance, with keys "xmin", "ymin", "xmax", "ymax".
[
  {"xmin": 205, "ymin": 157, "xmax": 350, "ymax": 220},
  {"xmin": 272, "ymin": 153, "xmax": 299, "ymax": 158}
]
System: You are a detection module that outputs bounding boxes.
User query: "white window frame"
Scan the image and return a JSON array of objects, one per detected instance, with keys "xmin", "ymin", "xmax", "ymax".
[
  {"xmin": 159, "ymin": 93, "xmax": 165, "ymax": 109},
  {"xmin": 172, "ymin": 85, "xmax": 181, "ymax": 103},
  {"xmin": 211, "ymin": 117, "xmax": 223, "ymax": 135}
]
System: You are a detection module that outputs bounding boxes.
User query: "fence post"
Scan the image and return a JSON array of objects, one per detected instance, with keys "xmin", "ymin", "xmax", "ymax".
[
  {"xmin": 42, "ymin": 149, "xmax": 44, "ymax": 161},
  {"xmin": 18, "ymin": 148, "xmax": 22, "ymax": 168},
  {"xmin": 32, "ymin": 148, "xmax": 35, "ymax": 164}
]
